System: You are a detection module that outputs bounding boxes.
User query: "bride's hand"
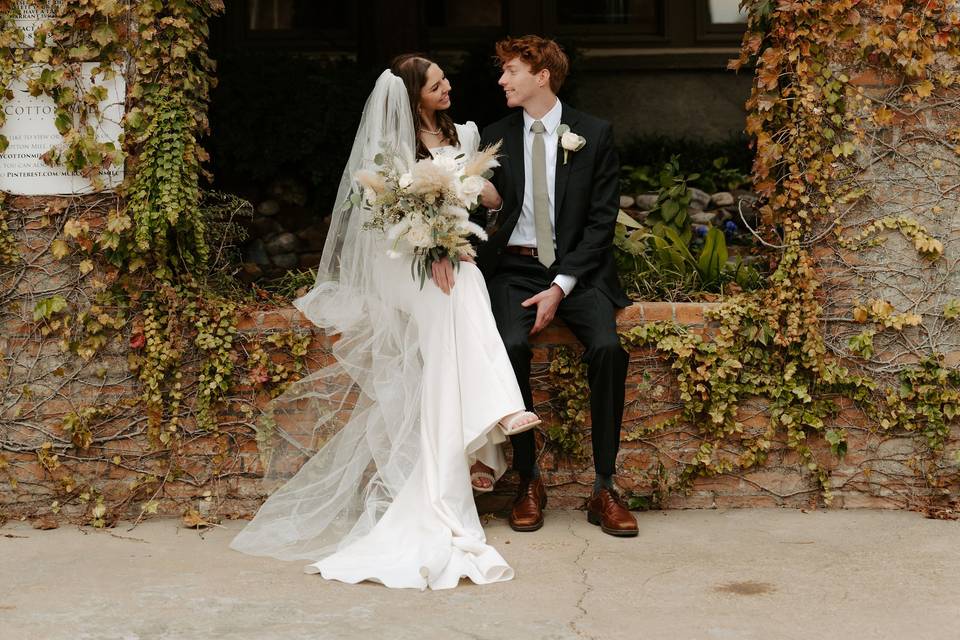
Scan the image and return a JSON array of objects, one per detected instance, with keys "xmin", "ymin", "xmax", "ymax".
[
  {"xmin": 459, "ymin": 255, "xmax": 475, "ymax": 264},
  {"xmin": 479, "ymin": 180, "xmax": 502, "ymax": 210},
  {"xmin": 431, "ymin": 257, "xmax": 455, "ymax": 295}
]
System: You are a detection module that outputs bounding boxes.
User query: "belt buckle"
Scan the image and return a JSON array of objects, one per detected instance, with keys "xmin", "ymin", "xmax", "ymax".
[{"xmin": 529, "ymin": 247, "xmax": 538, "ymax": 259}]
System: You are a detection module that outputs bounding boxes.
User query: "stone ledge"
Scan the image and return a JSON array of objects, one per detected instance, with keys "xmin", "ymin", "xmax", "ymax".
[{"xmin": 237, "ymin": 301, "xmax": 722, "ymax": 343}]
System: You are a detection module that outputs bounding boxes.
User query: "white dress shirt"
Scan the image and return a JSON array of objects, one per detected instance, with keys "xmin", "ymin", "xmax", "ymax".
[{"xmin": 507, "ymin": 99, "xmax": 577, "ymax": 297}]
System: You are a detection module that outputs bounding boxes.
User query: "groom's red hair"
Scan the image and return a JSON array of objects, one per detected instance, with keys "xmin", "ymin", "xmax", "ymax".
[{"xmin": 495, "ymin": 36, "xmax": 569, "ymax": 94}]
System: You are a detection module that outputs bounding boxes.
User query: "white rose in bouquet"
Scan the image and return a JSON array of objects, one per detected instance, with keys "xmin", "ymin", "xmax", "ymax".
[
  {"xmin": 405, "ymin": 219, "xmax": 434, "ymax": 248},
  {"xmin": 457, "ymin": 175, "xmax": 486, "ymax": 206}
]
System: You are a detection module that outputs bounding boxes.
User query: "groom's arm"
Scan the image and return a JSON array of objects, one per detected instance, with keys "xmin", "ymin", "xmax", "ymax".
[
  {"xmin": 470, "ymin": 126, "xmax": 504, "ymax": 233},
  {"xmin": 552, "ymin": 122, "xmax": 619, "ymax": 281}
]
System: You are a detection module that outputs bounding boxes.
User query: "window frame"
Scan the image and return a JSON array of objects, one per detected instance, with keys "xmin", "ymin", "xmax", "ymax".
[
  {"xmin": 424, "ymin": 0, "xmax": 508, "ymax": 48},
  {"xmin": 542, "ymin": 0, "xmax": 670, "ymax": 46},
  {"xmin": 223, "ymin": 0, "xmax": 359, "ymax": 52},
  {"xmin": 694, "ymin": 0, "xmax": 748, "ymax": 45}
]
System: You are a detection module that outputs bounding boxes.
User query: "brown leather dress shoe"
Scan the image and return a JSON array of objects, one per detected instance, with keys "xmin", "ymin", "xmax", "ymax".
[
  {"xmin": 509, "ymin": 477, "xmax": 547, "ymax": 532},
  {"xmin": 587, "ymin": 487, "xmax": 638, "ymax": 537}
]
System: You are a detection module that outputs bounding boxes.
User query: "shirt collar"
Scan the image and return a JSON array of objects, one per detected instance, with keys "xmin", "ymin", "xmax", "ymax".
[{"xmin": 523, "ymin": 99, "xmax": 562, "ymax": 135}]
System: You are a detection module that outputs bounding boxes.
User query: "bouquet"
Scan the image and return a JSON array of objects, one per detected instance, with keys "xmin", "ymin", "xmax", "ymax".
[{"xmin": 354, "ymin": 142, "xmax": 501, "ymax": 288}]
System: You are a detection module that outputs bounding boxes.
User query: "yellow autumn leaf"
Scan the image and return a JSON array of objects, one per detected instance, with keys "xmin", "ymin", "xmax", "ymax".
[
  {"xmin": 880, "ymin": 1, "xmax": 903, "ymax": 19},
  {"xmin": 870, "ymin": 299, "xmax": 894, "ymax": 318},
  {"xmin": 106, "ymin": 212, "xmax": 131, "ymax": 234},
  {"xmin": 914, "ymin": 79, "xmax": 934, "ymax": 98},
  {"xmin": 79, "ymin": 259, "xmax": 94, "ymax": 275},
  {"xmin": 51, "ymin": 239, "xmax": 70, "ymax": 259},
  {"xmin": 63, "ymin": 219, "xmax": 89, "ymax": 238},
  {"xmin": 852, "ymin": 306, "xmax": 869, "ymax": 323}
]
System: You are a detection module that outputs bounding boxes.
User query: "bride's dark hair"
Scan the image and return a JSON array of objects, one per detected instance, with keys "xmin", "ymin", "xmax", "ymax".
[{"xmin": 390, "ymin": 53, "xmax": 460, "ymax": 160}]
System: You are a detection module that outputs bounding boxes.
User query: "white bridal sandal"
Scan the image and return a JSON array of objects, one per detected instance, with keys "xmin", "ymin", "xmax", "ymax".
[
  {"xmin": 497, "ymin": 411, "xmax": 541, "ymax": 437},
  {"xmin": 470, "ymin": 462, "xmax": 496, "ymax": 493}
]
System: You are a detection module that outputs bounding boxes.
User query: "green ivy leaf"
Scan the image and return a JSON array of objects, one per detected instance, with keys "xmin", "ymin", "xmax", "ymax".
[
  {"xmin": 33, "ymin": 295, "xmax": 68, "ymax": 321},
  {"xmin": 91, "ymin": 23, "xmax": 117, "ymax": 47}
]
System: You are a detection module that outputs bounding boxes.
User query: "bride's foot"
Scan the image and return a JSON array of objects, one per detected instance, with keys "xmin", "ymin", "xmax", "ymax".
[
  {"xmin": 498, "ymin": 410, "xmax": 541, "ymax": 437},
  {"xmin": 470, "ymin": 461, "xmax": 496, "ymax": 493}
]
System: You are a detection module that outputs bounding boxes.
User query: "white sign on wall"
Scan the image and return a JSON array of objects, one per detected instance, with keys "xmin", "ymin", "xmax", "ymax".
[
  {"xmin": 0, "ymin": 64, "xmax": 125, "ymax": 196},
  {"xmin": 1, "ymin": 0, "xmax": 124, "ymax": 195},
  {"xmin": 12, "ymin": 0, "xmax": 61, "ymax": 47}
]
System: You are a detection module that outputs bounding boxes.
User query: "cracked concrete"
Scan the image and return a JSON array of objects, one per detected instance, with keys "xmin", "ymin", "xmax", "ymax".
[
  {"xmin": 566, "ymin": 518, "xmax": 594, "ymax": 639},
  {"xmin": 2, "ymin": 509, "xmax": 960, "ymax": 640}
]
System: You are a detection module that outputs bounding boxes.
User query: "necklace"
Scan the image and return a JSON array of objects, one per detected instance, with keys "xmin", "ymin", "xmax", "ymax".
[{"xmin": 420, "ymin": 125, "xmax": 442, "ymax": 135}]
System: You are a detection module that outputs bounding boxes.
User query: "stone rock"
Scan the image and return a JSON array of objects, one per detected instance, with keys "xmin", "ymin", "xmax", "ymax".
[
  {"xmin": 299, "ymin": 252, "xmax": 324, "ymax": 269},
  {"xmin": 296, "ymin": 225, "xmax": 328, "ymax": 251},
  {"xmin": 265, "ymin": 232, "xmax": 300, "ymax": 255},
  {"xmin": 268, "ymin": 177, "xmax": 308, "ymax": 206},
  {"xmin": 244, "ymin": 239, "xmax": 270, "ymax": 266},
  {"xmin": 249, "ymin": 216, "xmax": 282, "ymax": 238},
  {"xmin": 31, "ymin": 515, "xmax": 59, "ymax": 530},
  {"xmin": 690, "ymin": 211, "xmax": 718, "ymax": 226},
  {"xmin": 711, "ymin": 191, "xmax": 735, "ymax": 207},
  {"xmin": 256, "ymin": 199, "xmax": 280, "ymax": 216},
  {"xmin": 271, "ymin": 253, "xmax": 299, "ymax": 269},
  {"xmin": 238, "ymin": 262, "xmax": 263, "ymax": 283},
  {"xmin": 688, "ymin": 187, "xmax": 711, "ymax": 209},
  {"xmin": 634, "ymin": 193, "xmax": 659, "ymax": 210},
  {"xmin": 281, "ymin": 204, "xmax": 314, "ymax": 231},
  {"xmin": 619, "ymin": 195, "xmax": 635, "ymax": 209}
]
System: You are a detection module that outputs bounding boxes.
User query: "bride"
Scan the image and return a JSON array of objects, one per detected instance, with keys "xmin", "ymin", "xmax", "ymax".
[{"xmin": 230, "ymin": 54, "xmax": 540, "ymax": 590}]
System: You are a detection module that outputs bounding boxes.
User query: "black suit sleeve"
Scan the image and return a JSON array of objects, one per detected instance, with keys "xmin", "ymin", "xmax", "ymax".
[
  {"xmin": 553, "ymin": 122, "xmax": 619, "ymax": 281},
  {"xmin": 469, "ymin": 126, "xmax": 505, "ymax": 234}
]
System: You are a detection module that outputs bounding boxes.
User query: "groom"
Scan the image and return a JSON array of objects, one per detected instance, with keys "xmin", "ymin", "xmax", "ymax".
[{"xmin": 474, "ymin": 36, "xmax": 638, "ymax": 537}]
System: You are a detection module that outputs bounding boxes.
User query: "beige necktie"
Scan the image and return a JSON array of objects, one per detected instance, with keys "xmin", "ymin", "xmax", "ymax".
[{"xmin": 531, "ymin": 120, "xmax": 555, "ymax": 268}]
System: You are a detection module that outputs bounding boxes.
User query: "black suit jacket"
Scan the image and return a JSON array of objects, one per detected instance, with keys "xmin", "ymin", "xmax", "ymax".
[{"xmin": 474, "ymin": 103, "xmax": 631, "ymax": 308}]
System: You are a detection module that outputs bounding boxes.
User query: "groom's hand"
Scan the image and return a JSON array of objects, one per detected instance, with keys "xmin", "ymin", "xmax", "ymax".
[
  {"xmin": 478, "ymin": 180, "xmax": 503, "ymax": 211},
  {"xmin": 522, "ymin": 284, "xmax": 564, "ymax": 336}
]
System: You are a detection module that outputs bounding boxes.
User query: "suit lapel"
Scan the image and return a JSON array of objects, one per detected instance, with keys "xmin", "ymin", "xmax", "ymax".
[
  {"xmin": 554, "ymin": 102, "xmax": 580, "ymax": 218},
  {"xmin": 503, "ymin": 113, "xmax": 525, "ymax": 208}
]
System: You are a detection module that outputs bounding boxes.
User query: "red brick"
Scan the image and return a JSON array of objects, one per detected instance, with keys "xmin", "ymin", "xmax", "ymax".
[
  {"xmin": 848, "ymin": 69, "xmax": 901, "ymax": 87},
  {"xmin": 641, "ymin": 302, "xmax": 674, "ymax": 322},
  {"xmin": 714, "ymin": 494, "xmax": 783, "ymax": 508},
  {"xmin": 674, "ymin": 303, "xmax": 705, "ymax": 326}
]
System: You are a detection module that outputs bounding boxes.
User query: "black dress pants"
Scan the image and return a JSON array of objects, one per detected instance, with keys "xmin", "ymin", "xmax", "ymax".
[{"xmin": 488, "ymin": 253, "xmax": 628, "ymax": 477}]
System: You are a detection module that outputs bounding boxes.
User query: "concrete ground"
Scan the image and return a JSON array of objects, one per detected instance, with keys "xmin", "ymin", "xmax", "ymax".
[{"xmin": 1, "ymin": 508, "xmax": 959, "ymax": 640}]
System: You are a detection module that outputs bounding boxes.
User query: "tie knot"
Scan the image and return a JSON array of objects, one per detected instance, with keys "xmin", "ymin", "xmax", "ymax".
[{"xmin": 531, "ymin": 120, "xmax": 546, "ymax": 134}]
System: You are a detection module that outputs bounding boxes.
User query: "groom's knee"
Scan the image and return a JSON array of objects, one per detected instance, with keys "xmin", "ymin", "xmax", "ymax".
[{"xmin": 584, "ymin": 333, "xmax": 627, "ymax": 368}]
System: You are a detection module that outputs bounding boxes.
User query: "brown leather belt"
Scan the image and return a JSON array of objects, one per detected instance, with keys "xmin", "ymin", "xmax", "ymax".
[{"xmin": 504, "ymin": 245, "xmax": 539, "ymax": 258}]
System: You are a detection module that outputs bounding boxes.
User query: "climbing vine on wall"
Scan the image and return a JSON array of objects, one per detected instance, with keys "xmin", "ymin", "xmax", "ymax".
[
  {"xmin": 546, "ymin": 0, "xmax": 960, "ymax": 512},
  {"xmin": 0, "ymin": 0, "xmax": 314, "ymax": 526}
]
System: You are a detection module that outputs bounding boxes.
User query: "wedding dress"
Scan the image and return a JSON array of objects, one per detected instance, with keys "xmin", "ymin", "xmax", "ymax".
[{"xmin": 230, "ymin": 72, "xmax": 526, "ymax": 590}]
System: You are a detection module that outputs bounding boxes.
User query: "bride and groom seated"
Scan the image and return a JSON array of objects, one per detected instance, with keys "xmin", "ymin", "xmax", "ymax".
[{"xmin": 231, "ymin": 35, "xmax": 637, "ymax": 590}]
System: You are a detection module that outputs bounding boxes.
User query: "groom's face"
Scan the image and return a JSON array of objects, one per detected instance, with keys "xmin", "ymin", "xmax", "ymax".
[{"xmin": 498, "ymin": 58, "xmax": 547, "ymax": 110}]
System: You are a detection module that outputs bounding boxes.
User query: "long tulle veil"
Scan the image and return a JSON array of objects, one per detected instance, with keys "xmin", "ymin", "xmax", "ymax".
[{"xmin": 229, "ymin": 70, "xmax": 423, "ymax": 561}]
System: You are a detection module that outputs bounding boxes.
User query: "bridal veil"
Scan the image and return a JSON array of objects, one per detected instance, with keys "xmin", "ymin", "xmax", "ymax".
[{"xmin": 230, "ymin": 70, "xmax": 424, "ymax": 561}]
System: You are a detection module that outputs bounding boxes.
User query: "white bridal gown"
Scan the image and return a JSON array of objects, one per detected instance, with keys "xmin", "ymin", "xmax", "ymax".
[{"xmin": 305, "ymin": 122, "xmax": 526, "ymax": 589}]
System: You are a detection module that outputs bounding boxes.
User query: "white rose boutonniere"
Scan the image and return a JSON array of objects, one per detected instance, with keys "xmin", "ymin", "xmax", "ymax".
[{"xmin": 556, "ymin": 124, "xmax": 586, "ymax": 165}]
